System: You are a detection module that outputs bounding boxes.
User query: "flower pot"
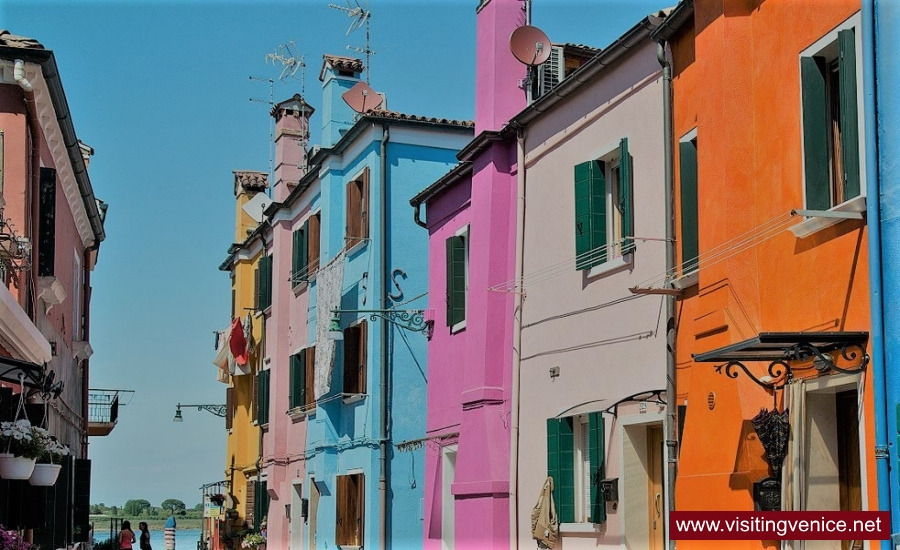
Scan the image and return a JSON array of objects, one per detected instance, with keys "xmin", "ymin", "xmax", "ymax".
[
  {"xmin": 0, "ymin": 452, "xmax": 36, "ymax": 480},
  {"xmin": 29, "ymin": 462, "xmax": 62, "ymax": 486}
]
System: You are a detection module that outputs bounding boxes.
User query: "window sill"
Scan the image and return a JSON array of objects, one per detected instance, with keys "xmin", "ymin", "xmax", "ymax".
[
  {"xmin": 560, "ymin": 522, "xmax": 602, "ymax": 534},
  {"xmin": 287, "ymin": 406, "xmax": 315, "ymax": 420},
  {"xmin": 790, "ymin": 195, "xmax": 867, "ymax": 238},
  {"xmin": 345, "ymin": 240, "xmax": 367, "ymax": 258},
  {"xmin": 586, "ymin": 253, "xmax": 633, "ymax": 280},
  {"xmin": 672, "ymin": 272, "xmax": 699, "ymax": 290},
  {"xmin": 450, "ymin": 319, "xmax": 466, "ymax": 334},
  {"xmin": 292, "ymin": 281, "xmax": 309, "ymax": 296},
  {"xmin": 342, "ymin": 393, "xmax": 367, "ymax": 404}
]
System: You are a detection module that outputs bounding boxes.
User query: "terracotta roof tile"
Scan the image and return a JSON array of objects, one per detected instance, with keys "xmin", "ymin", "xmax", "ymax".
[
  {"xmin": 319, "ymin": 54, "xmax": 365, "ymax": 80},
  {"xmin": 365, "ymin": 109, "xmax": 473, "ymax": 128},
  {"xmin": 233, "ymin": 170, "xmax": 269, "ymax": 195},
  {"xmin": 0, "ymin": 30, "xmax": 45, "ymax": 50}
]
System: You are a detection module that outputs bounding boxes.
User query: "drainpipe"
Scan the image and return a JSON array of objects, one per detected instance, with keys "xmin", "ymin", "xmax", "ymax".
[
  {"xmin": 413, "ymin": 203, "xmax": 427, "ymax": 229},
  {"xmin": 508, "ymin": 129, "xmax": 527, "ymax": 550},
  {"xmin": 863, "ymin": 0, "xmax": 893, "ymax": 541},
  {"xmin": 15, "ymin": 59, "xmax": 40, "ymax": 319},
  {"xmin": 81, "ymin": 244, "xmax": 98, "ymax": 459},
  {"xmin": 14, "ymin": 59, "xmax": 34, "ymax": 92},
  {"xmin": 378, "ymin": 124, "xmax": 390, "ymax": 550},
  {"xmin": 656, "ymin": 41, "xmax": 678, "ymax": 550}
]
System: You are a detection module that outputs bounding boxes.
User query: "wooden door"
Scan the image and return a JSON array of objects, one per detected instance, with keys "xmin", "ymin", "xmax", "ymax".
[
  {"xmin": 648, "ymin": 425, "xmax": 664, "ymax": 550},
  {"xmin": 836, "ymin": 390, "xmax": 861, "ymax": 550}
]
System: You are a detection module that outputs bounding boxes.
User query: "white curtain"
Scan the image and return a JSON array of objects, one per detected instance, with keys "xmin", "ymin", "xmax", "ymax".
[
  {"xmin": 314, "ymin": 251, "xmax": 345, "ymax": 399},
  {"xmin": 781, "ymin": 379, "xmax": 806, "ymax": 550}
]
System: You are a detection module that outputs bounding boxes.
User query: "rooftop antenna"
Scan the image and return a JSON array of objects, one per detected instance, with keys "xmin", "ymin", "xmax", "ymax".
[
  {"xmin": 249, "ymin": 75, "xmax": 275, "ymax": 183},
  {"xmin": 328, "ymin": 0, "xmax": 374, "ymax": 83},
  {"xmin": 266, "ymin": 40, "xmax": 307, "ymax": 95},
  {"xmin": 509, "ymin": 24, "xmax": 552, "ymax": 104}
]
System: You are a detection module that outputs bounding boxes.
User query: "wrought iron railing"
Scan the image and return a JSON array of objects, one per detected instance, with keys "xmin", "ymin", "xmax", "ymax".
[{"xmin": 88, "ymin": 389, "xmax": 133, "ymax": 424}]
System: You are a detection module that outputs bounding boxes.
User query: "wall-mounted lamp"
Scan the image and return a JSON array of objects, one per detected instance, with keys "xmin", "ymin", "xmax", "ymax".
[
  {"xmin": 173, "ymin": 402, "xmax": 227, "ymax": 422},
  {"xmin": 329, "ymin": 308, "xmax": 431, "ymax": 336},
  {"xmin": 549, "ymin": 366, "xmax": 560, "ymax": 379}
]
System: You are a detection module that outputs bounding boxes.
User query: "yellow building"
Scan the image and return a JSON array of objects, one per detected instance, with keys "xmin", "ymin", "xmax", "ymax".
[{"xmin": 216, "ymin": 170, "xmax": 269, "ymax": 544}]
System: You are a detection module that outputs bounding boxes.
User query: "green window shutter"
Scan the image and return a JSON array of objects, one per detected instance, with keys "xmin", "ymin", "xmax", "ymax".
[
  {"xmin": 300, "ymin": 220, "xmax": 309, "ymax": 282},
  {"xmin": 446, "ymin": 235, "xmax": 466, "ymax": 327},
  {"xmin": 838, "ymin": 29, "xmax": 860, "ymax": 200},
  {"xmin": 801, "ymin": 56, "xmax": 830, "ymax": 210},
  {"xmin": 289, "ymin": 353, "xmax": 302, "ymax": 409},
  {"xmin": 619, "ymin": 138, "xmax": 633, "ymax": 252},
  {"xmin": 292, "ymin": 228, "xmax": 302, "ymax": 287},
  {"xmin": 588, "ymin": 412, "xmax": 606, "ymax": 523},
  {"xmin": 262, "ymin": 255, "xmax": 273, "ymax": 309},
  {"xmin": 257, "ymin": 369, "xmax": 270, "ymax": 424},
  {"xmin": 679, "ymin": 139, "xmax": 699, "ymax": 272},
  {"xmin": 574, "ymin": 161, "xmax": 606, "ymax": 270},
  {"xmin": 547, "ymin": 417, "xmax": 575, "ymax": 523}
]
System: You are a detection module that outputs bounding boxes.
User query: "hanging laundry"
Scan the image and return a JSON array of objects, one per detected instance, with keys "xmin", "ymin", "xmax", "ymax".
[
  {"xmin": 212, "ymin": 330, "xmax": 230, "ymax": 372},
  {"xmin": 243, "ymin": 313, "xmax": 256, "ymax": 355},
  {"xmin": 229, "ymin": 317, "xmax": 249, "ymax": 366}
]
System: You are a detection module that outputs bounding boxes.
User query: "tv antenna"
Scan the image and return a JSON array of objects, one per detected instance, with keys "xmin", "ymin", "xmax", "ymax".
[
  {"xmin": 266, "ymin": 40, "xmax": 308, "ymax": 95},
  {"xmin": 249, "ymin": 75, "xmax": 275, "ymax": 182},
  {"xmin": 328, "ymin": 0, "xmax": 374, "ymax": 83}
]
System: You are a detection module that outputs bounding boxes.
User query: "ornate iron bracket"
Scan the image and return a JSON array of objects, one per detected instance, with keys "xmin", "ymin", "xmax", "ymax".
[
  {"xmin": 174, "ymin": 403, "xmax": 227, "ymax": 420},
  {"xmin": 603, "ymin": 389, "xmax": 667, "ymax": 418},
  {"xmin": 0, "ymin": 355, "xmax": 64, "ymax": 399},
  {"xmin": 333, "ymin": 308, "xmax": 432, "ymax": 337},
  {"xmin": 715, "ymin": 342, "xmax": 869, "ymax": 390}
]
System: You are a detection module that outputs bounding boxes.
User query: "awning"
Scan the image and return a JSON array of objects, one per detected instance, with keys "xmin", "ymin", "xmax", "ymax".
[{"xmin": 693, "ymin": 331, "xmax": 869, "ymax": 389}]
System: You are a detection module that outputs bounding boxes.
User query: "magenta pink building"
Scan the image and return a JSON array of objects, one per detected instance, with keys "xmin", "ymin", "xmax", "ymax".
[{"xmin": 410, "ymin": 1, "xmax": 525, "ymax": 547}]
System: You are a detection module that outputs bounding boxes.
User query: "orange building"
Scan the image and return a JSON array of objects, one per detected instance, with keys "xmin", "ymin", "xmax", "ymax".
[{"xmin": 665, "ymin": 0, "xmax": 875, "ymax": 547}]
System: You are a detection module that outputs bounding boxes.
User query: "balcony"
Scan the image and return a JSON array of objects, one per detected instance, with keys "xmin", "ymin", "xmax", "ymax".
[{"xmin": 88, "ymin": 389, "xmax": 133, "ymax": 436}]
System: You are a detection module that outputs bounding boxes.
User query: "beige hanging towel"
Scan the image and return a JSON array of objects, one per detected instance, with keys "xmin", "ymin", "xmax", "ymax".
[{"xmin": 531, "ymin": 476, "xmax": 559, "ymax": 549}]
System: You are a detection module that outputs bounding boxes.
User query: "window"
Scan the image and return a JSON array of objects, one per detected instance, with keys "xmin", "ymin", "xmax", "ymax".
[
  {"xmin": 253, "ymin": 479, "xmax": 270, "ymax": 530},
  {"xmin": 225, "ymin": 387, "xmax": 234, "ymax": 430},
  {"xmin": 289, "ymin": 346, "xmax": 316, "ymax": 410},
  {"xmin": 679, "ymin": 134, "xmax": 699, "ymax": 274},
  {"xmin": 574, "ymin": 138, "xmax": 633, "ymax": 270},
  {"xmin": 292, "ymin": 213, "xmax": 321, "ymax": 287},
  {"xmin": 256, "ymin": 255, "xmax": 273, "ymax": 310},
  {"xmin": 73, "ymin": 250, "xmax": 82, "ymax": 340},
  {"xmin": 346, "ymin": 168, "xmax": 370, "ymax": 250},
  {"xmin": 445, "ymin": 227, "xmax": 468, "ymax": 330},
  {"xmin": 343, "ymin": 320, "xmax": 367, "ymax": 395},
  {"xmin": 801, "ymin": 25, "xmax": 861, "ymax": 210},
  {"xmin": 38, "ymin": 167, "xmax": 57, "ymax": 277},
  {"xmin": 336, "ymin": 473, "xmax": 365, "ymax": 547},
  {"xmin": 257, "ymin": 368, "xmax": 270, "ymax": 425},
  {"xmin": 547, "ymin": 413, "xmax": 606, "ymax": 524}
]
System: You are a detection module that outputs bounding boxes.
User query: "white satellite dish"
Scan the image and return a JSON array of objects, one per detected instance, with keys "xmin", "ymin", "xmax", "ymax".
[{"xmin": 242, "ymin": 192, "xmax": 270, "ymax": 223}]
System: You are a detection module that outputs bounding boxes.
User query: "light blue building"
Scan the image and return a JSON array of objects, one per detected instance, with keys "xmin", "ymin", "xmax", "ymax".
[
  {"xmin": 299, "ymin": 55, "xmax": 473, "ymax": 549},
  {"xmin": 874, "ymin": 0, "xmax": 900, "ymax": 540}
]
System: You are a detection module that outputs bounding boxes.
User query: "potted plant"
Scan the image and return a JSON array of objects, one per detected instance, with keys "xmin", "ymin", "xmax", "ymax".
[
  {"xmin": 241, "ymin": 532, "xmax": 266, "ymax": 550},
  {"xmin": 29, "ymin": 428, "xmax": 68, "ymax": 486},
  {"xmin": 0, "ymin": 419, "xmax": 44, "ymax": 480},
  {"xmin": 0, "ymin": 524, "xmax": 31, "ymax": 549}
]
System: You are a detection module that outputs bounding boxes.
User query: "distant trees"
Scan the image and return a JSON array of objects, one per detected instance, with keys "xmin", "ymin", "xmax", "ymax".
[
  {"xmin": 123, "ymin": 499, "xmax": 152, "ymax": 516},
  {"xmin": 161, "ymin": 499, "xmax": 186, "ymax": 515}
]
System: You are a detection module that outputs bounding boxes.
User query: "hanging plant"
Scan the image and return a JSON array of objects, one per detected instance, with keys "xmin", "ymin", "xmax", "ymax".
[
  {"xmin": 32, "ymin": 428, "xmax": 70, "ymax": 464},
  {"xmin": 0, "ymin": 420, "xmax": 44, "ymax": 459},
  {"xmin": 241, "ymin": 532, "xmax": 266, "ymax": 549},
  {"xmin": 0, "ymin": 523, "xmax": 32, "ymax": 549}
]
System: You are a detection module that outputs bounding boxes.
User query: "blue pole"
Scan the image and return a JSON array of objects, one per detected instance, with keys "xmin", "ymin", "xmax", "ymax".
[{"xmin": 872, "ymin": 0, "xmax": 900, "ymax": 538}]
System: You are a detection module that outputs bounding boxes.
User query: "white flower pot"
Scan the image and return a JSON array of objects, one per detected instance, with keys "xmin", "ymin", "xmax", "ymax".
[
  {"xmin": 0, "ymin": 452, "xmax": 36, "ymax": 480},
  {"xmin": 29, "ymin": 462, "xmax": 62, "ymax": 486}
]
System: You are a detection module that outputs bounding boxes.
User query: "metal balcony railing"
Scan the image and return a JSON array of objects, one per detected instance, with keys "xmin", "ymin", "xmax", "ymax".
[{"xmin": 88, "ymin": 389, "xmax": 133, "ymax": 436}]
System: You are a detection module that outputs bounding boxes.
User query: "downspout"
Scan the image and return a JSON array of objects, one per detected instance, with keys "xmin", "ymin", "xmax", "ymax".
[
  {"xmin": 863, "ymin": 0, "xmax": 893, "ymax": 541},
  {"xmin": 15, "ymin": 60, "xmax": 39, "ymax": 319},
  {"xmin": 81, "ymin": 244, "xmax": 98, "ymax": 459},
  {"xmin": 509, "ymin": 129, "xmax": 526, "ymax": 550},
  {"xmin": 413, "ymin": 203, "xmax": 427, "ymax": 229},
  {"xmin": 379, "ymin": 124, "xmax": 390, "ymax": 550},
  {"xmin": 656, "ymin": 41, "xmax": 678, "ymax": 550}
]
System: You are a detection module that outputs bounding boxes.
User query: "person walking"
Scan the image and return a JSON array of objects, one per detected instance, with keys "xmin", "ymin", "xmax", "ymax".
[
  {"xmin": 138, "ymin": 522, "xmax": 152, "ymax": 550},
  {"xmin": 118, "ymin": 520, "xmax": 137, "ymax": 550}
]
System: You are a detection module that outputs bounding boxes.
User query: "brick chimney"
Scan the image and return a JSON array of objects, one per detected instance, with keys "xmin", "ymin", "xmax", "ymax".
[
  {"xmin": 475, "ymin": 0, "xmax": 527, "ymax": 133},
  {"xmin": 319, "ymin": 54, "xmax": 364, "ymax": 148},
  {"xmin": 271, "ymin": 94, "xmax": 315, "ymax": 202}
]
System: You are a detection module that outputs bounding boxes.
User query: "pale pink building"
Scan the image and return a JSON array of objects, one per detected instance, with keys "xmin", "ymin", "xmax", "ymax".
[{"xmin": 410, "ymin": 1, "xmax": 525, "ymax": 547}]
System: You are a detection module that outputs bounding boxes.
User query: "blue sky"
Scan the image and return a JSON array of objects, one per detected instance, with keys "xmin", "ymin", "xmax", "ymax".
[{"xmin": 1, "ymin": 0, "xmax": 668, "ymax": 508}]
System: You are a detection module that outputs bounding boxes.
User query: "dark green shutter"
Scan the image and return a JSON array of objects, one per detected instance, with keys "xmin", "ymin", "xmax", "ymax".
[
  {"xmin": 679, "ymin": 139, "xmax": 699, "ymax": 272},
  {"xmin": 838, "ymin": 29, "xmax": 860, "ymax": 201},
  {"xmin": 446, "ymin": 235, "xmax": 466, "ymax": 327},
  {"xmin": 801, "ymin": 56, "xmax": 830, "ymax": 210},
  {"xmin": 38, "ymin": 168, "xmax": 56, "ymax": 277},
  {"xmin": 73, "ymin": 459, "xmax": 91, "ymax": 542},
  {"xmin": 588, "ymin": 412, "xmax": 606, "ymax": 523},
  {"xmin": 254, "ymin": 480, "xmax": 269, "ymax": 528},
  {"xmin": 574, "ymin": 161, "xmax": 606, "ymax": 270},
  {"xmin": 259, "ymin": 255, "xmax": 273, "ymax": 309},
  {"xmin": 290, "ymin": 352, "xmax": 306, "ymax": 409},
  {"xmin": 547, "ymin": 417, "xmax": 575, "ymax": 523},
  {"xmin": 258, "ymin": 369, "xmax": 270, "ymax": 424},
  {"xmin": 292, "ymin": 228, "xmax": 302, "ymax": 287},
  {"xmin": 619, "ymin": 138, "xmax": 633, "ymax": 252}
]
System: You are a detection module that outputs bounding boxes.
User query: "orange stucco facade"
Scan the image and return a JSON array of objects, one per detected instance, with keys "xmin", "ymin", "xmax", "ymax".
[{"xmin": 671, "ymin": 1, "xmax": 874, "ymax": 547}]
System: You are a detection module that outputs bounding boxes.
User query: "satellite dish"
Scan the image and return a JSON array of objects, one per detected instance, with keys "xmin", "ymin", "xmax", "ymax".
[
  {"xmin": 509, "ymin": 25, "xmax": 552, "ymax": 66},
  {"xmin": 342, "ymin": 81, "xmax": 384, "ymax": 113},
  {"xmin": 242, "ymin": 192, "xmax": 270, "ymax": 223}
]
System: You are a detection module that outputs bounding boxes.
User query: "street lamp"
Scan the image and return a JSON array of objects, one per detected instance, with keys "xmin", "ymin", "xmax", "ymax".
[{"xmin": 173, "ymin": 403, "xmax": 227, "ymax": 422}]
